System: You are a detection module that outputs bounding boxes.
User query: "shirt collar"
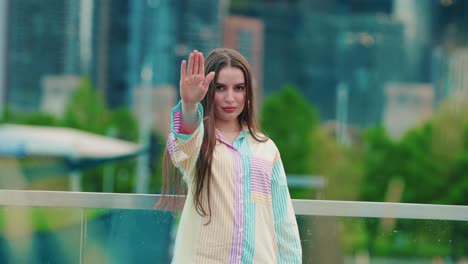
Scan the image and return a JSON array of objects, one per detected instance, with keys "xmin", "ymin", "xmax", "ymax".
[{"xmin": 215, "ymin": 126, "xmax": 249, "ymax": 146}]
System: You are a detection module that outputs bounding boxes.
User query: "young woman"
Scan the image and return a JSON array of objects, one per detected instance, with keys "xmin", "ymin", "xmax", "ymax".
[{"xmin": 160, "ymin": 48, "xmax": 302, "ymax": 263}]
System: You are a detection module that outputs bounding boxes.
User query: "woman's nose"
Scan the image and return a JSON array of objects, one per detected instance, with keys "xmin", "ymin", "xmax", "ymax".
[{"xmin": 225, "ymin": 89, "xmax": 235, "ymax": 102}]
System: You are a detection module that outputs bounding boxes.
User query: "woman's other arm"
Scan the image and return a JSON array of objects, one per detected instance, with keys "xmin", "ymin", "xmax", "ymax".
[{"xmin": 271, "ymin": 155, "xmax": 302, "ymax": 263}]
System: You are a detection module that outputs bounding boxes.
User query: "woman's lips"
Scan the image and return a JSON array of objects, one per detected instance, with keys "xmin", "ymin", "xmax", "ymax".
[{"xmin": 222, "ymin": 107, "xmax": 237, "ymax": 113}]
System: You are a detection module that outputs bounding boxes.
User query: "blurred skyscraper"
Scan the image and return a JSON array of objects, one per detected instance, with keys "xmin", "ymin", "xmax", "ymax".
[
  {"xmin": 393, "ymin": 0, "xmax": 433, "ymax": 82},
  {"xmin": 5, "ymin": 0, "xmax": 80, "ymax": 112},
  {"xmin": 4, "ymin": 0, "xmax": 212, "ymax": 114},
  {"xmin": 174, "ymin": 0, "xmax": 228, "ymax": 55},
  {"xmin": 230, "ymin": 0, "xmax": 400, "ymax": 126},
  {"xmin": 85, "ymin": 0, "xmax": 227, "ymax": 109},
  {"xmin": 0, "ymin": 0, "xmax": 7, "ymax": 119},
  {"xmin": 223, "ymin": 15, "xmax": 264, "ymax": 112},
  {"xmin": 334, "ymin": 15, "xmax": 404, "ymax": 127},
  {"xmin": 88, "ymin": 0, "xmax": 178, "ymax": 109},
  {"xmin": 446, "ymin": 48, "xmax": 468, "ymax": 103},
  {"xmin": 430, "ymin": 0, "xmax": 468, "ymax": 106},
  {"xmin": 173, "ymin": 0, "xmax": 229, "ymax": 92}
]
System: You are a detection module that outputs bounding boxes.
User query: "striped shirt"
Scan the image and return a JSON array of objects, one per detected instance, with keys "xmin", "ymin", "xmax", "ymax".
[{"xmin": 167, "ymin": 101, "xmax": 302, "ymax": 263}]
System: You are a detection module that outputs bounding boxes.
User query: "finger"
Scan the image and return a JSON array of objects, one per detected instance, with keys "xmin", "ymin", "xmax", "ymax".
[
  {"xmin": 203, "ymin": 71, "xmax": 215, "ymax": 90},
  {"xmin": 187, "ymin": 52, "xmax": 194, "ymax": 75},
  {"xmin": 193, "ymin": 50, "xmax": 199, "ymax": 75},
  {"xmin": 199, "ymin": 52, "xmax": 205, "ymax": 76},
  {"xmin": 180, "ymin": 60, "xmax": 186, "ymax": 80}
]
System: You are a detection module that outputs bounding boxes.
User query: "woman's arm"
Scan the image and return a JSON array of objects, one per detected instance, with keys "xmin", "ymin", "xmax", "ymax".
[
  {"xmin": 165, "ymin": 50, "xmax": 215, "ymax": 175},
  {"xmin": 271, "ymin": 156, "xmax": 302, "ymax": 263},
  {"xmin": 178, "ymin": 50, "xmax": 215, "ymax": 135}
]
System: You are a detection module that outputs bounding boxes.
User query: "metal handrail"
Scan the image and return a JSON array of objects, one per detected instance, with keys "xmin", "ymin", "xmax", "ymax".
[{"xmin": 0, "ymin": 190, "xmax": 466, "ymax": 221}]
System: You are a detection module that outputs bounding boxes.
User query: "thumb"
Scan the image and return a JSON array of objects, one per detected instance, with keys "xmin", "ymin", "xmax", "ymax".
[{"xmin": 203, "ymin": 71, "xmax": 215, "ymax": 89}]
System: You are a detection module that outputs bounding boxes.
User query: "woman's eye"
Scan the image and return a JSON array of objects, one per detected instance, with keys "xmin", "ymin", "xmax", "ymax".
[
  {"xmin": 215, "ymin": 85, "xmax": 224, "ymax": 90},
  {"xmin": 236, "ymin": 85, "xmax": 245, "ymax": 90}
]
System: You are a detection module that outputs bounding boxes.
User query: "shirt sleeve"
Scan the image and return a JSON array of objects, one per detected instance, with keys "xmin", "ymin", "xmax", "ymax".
[
  {"xmin": 271, "ymin": 156, "xmax": 302, "ymax": 263},
  {"xmin": 166, "ymin": 100, "xmax": 204, "ymax": 178}
]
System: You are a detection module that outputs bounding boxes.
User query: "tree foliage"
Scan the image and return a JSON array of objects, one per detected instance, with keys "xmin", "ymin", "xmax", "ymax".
[
  {"xmin": 261, "ymin": 84, "xmax": 318, "ymax": 175},
  {"xmin": 0, "ymin": 105, "xmax": 60, "ymax": 126},
  {"xmin": 359, "ymin": 99, "xmax": 468, "ymax": 259},
  {"xmin": 63, "ymin": 77, "xmax": 110, "ymax": 135}
]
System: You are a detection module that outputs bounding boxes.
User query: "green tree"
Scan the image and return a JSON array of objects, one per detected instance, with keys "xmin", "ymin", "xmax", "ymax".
[
  {"xmin": 310, "ymin": 126, "xmax": 363, "ymax": 201},
  {"xmin": 261, "ymin": 85, "xmax": 317, "ymax": 176},
  {"xmin": 0, "ymin": 105, "xmax": 60, "ymax": 126},
  {"xmin": 63, "ymin": 77, "xmax": 110, "ymax": 135},
  {"xmin": 359, "ymin": 99, "xmax": 468, "ymax": 258},
  {"xmin": 105, "ymin": 107, "xmax": 140, "ymax": 193},
  {"xmin": 109, "ymin": 107, "xmax": 139, "ymax": 142}
]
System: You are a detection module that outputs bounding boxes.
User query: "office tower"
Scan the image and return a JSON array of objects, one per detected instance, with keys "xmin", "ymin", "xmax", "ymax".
[
  {"xmin": 446, "ymin": 48, "xmax": 468, "ymax": 102},
  {"xmin": 334, "ymin": 15, "xmax": 405, "ymax": 126},
  {"xmin": 5, "ymin": 0, "xmax": 80, "ymax": 112},
  {"xmin": 223, "ymin": 15, "xmax": 264, "ymax": 112},
  {"xmin": 231, "ymin": 0, "xmax": 399, "ymax": 125},
  {"xmin": 173, "ymin": 0, "xmax": 229, "ymax": 93},
  {"xmin": 393, "ymin": 0, "xmax": 433, "ymax": 82},
  {"xmin": 430, "ymin": 0, "xmax": 468, "ymax": 106},
  {"xmin": 0, "ymin": 0, "xmax": 8, "ymax": 119}
]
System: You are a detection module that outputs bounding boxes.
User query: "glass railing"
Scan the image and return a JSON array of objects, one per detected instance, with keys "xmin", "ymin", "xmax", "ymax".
[{"xmin": 0, "ymin": 190, "xmax": 466, "ymax": 263}]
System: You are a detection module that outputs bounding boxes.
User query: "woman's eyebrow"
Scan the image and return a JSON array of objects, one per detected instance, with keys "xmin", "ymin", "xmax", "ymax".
[{"xmin": 215, "ymin": 82, "xmax": 245, "ymax": 86}]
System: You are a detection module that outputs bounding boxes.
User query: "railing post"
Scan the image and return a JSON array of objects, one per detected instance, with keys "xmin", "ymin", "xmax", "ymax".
[{"xmin": 80, "ymin": 208, "xmax": 88, "ymax": 264}]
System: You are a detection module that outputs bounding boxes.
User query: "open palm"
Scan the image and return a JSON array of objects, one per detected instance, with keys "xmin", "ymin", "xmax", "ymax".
[{"xmin": 180, "ymin": 50, "xmax": 215, "ymax": 104}]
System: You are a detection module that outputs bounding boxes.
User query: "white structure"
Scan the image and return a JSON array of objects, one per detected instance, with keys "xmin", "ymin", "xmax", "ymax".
[
  {"xmin": 383, "ymin": 83, "xmax": 434, "ymax": 139},
  {"xmin": 0, "ymin": 124, "xmax": 140, "ymax": 191},
  {"xmin": 132, "ymin": 85, "xmax": 176, "ymax": 136},
  {"xmin": 133, "ymin": 83, "xmax": 176, "ymax": 193},
  {"xmin": 41, "ymin": 75, "xmax": 81, "ymax": 118},
  {"xmin": 393, "ymin": 0, "xmax": 432, "ymax": 81},
  {"xmin": 447, "ymin": 48, "xmax": 468, "ymax": 102}
]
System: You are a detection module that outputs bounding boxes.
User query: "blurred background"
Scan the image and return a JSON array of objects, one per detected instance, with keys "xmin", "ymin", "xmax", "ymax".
[{"xmin": 0, "ymin": 0, "xmax": 467, "ymax": 263}]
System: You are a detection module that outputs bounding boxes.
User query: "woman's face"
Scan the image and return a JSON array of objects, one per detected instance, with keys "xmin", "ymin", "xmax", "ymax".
[{"xmin": 213, "ymin": 66, "xmax": 246, "ymax": 126}]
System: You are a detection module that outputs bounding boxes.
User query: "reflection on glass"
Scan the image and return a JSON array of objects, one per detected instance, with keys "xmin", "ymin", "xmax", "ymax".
[
  {"xmin": 84, "ymin": 209, "xmax": 175, "ymax": 264},
  {"xmin": 296, "ymin": 215, "xmax": 468, "ymax": 264},
  {"xmin": 0, "ymin": 206, "xmax": 81, "ymax": 263}
]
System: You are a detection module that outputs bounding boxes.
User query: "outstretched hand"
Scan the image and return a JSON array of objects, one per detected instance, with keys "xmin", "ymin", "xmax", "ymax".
[{"xmin": 180, "ymin": 50, "xmax": 215, "ymax": 105}]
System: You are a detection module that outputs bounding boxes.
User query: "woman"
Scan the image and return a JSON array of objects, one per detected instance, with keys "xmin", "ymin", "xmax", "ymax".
[{"xmin": 160, "ymin": 48, "xmax": 302, "ymax": 263}]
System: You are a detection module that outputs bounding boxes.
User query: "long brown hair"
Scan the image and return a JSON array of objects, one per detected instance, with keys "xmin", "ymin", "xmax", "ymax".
[{"xmin": 158, "ymin": 48, "xmax": 267, "ymax": 221}]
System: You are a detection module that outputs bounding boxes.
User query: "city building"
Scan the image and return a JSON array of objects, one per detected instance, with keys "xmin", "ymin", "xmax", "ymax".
[
  {"xmin": 446, "ymin": 47, "xmax": 468, "ymax": 101},
  {"xmin": 393, "ymin": 0, "xmax": 433, "ymax": 82},
  {"xmin": 383, "ymin": 83, "xmax": 434, "ymax": 139},
  {"xmin": 432, "ymin": 47, "xmax": 468, "ymax": 108},
  {"xmin": 127, "ymin": 1, "xmax": 178, "ymax": 108},
  {"xmin": 231, "ymin": 0, "xmax": 403, "ymax": 127},
  {"xmin": 4, "ymin": 0, "xmax": 80, "ymax": 112},
  {"xmin": 174, "ymin": 0, "xmax": 228, "ymax": 56},
  {"xmin": 223, "ymin": 15, "xmax": 264, "ymax": 113},
  {"xmin": 85, "ymin": 0, "xmax": 177, "ymax": 108},
  {"xmin": 0, "ymin": 0, "xmax": 8, "ymax": 119},
  {"xmin": 171, "ymin": 0, "xmax": 229, "ymax": 100},
  {"xmin": 333, "ymin": 14, "xmax": 405, "ymax": 127}
]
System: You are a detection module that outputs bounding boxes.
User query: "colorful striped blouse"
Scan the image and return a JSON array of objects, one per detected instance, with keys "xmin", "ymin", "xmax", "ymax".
[{"xmin": 167, "ymin": 101, "xmax": 302, "ymax": 263}]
